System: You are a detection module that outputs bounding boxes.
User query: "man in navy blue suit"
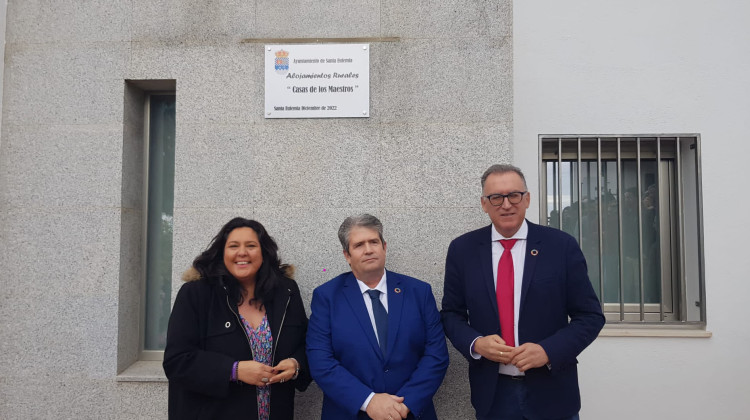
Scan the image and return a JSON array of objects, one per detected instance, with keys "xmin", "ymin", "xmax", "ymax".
[
  {"xmin": 441, "ymin": 164, "xmax": 605, "ymax": 420},
  {"xmin": 307, "ymin": 214, "xmax": 449, "ymax": 420}
]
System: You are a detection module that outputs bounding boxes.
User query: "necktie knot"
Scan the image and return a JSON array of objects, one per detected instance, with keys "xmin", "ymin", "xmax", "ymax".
[
  {"xmin": 366, "ymin": 289, "xmax": 381, "ymax": 301},
  {"xmin": 500, "ymin": 239, "xmax": 517, "ymax": 250}
]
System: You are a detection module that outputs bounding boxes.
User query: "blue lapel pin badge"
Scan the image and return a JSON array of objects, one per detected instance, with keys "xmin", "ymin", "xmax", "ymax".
[
  {"xmin": 530, "ymin": 249, "xmax": 539, "ymax": 256},
  {"xmin": 394, "ymin": 288, "xmax": 402, "ymax": 294}
]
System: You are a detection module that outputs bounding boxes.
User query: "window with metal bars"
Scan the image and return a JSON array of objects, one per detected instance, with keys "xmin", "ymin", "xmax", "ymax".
[{"xmin": 539, "ymin": 135, "xmax": 705, "ymax": 325}]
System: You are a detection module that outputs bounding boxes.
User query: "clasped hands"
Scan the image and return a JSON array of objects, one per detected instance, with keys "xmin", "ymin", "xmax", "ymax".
[
  {"xmin": 366, "ymin": 393, "xmax": 409, "ymax": 420},
  {"xmin": 474, "ymin": 334, "xmax": 549, "ymax": 372},
  {"xmin": 236, "ymin": 359, "xmax": 298, "ymax": 386}
]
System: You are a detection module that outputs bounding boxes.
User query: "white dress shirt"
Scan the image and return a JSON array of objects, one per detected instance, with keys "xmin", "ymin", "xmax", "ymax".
[
  {"xmin": 356, "ymin": 271, "xmax": 389, "ymax": 346},
  {"xmin": 355, "ymin": 270, "xmax": 388, "ymax": 411},
  {"xmin": 471, "ymin": 220, "xmax": 528, "ymax": 376}
]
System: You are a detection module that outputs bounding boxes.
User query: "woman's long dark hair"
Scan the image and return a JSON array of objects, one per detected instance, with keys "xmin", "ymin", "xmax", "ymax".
[{"xmin": 192, "ymin": 217, "xmax": 285, "ymax": 307}]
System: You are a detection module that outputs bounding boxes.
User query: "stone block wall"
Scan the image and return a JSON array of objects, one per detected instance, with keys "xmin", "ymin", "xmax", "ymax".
[{"xmin": 0, "ymin": 1, "xmax": 512, "ymax": 418}]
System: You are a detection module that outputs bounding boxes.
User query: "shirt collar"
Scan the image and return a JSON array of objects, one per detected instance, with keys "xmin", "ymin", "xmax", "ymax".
[
  {"xmin": 356, "ymin": 270, "xmax": 388, "ymax": 295},
  {"xmin": 491, "ymin": 219, "xmax": 528, "ymax": 241}
]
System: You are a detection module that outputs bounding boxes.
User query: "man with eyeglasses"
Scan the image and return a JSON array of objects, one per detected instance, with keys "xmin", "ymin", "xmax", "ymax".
[{"xmin": 441, "ymin": 164, "xmax": 604, "ymax": 420}]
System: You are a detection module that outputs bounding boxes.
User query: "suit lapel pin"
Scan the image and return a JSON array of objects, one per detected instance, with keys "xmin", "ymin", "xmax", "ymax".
[
  {"xmin": 394, "ymin": 287, "xmax": 402, "ymax": 294},
  {"xmin": 530, "ymin": 249, "xmax": 539, "ymax": 256}
]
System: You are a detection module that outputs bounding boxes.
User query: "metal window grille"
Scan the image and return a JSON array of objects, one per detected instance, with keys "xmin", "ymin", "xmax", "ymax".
[{"xmin": 539, "ymin": 135, "xmax": 705, "ymax": 325}]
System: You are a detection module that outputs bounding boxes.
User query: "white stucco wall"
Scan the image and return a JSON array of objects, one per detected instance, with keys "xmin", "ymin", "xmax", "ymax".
[{"xmin": 514, "ymin": 1, "xmax": 750, "ymax": 418}]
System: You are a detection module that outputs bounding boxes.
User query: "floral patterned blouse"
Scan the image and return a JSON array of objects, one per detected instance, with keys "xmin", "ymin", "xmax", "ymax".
[{"xmin": 240, "ymin": 313, "xmax": 273, "ymax": 420}]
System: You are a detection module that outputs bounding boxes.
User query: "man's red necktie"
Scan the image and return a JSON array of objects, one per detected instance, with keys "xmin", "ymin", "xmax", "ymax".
[{"xmin": 497, "ymin": 239, "xmax": 517, "ymax": 347}]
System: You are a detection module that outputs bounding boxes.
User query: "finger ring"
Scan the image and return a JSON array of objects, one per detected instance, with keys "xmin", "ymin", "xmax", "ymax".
[
  {"xmin": 261, "ymin": 377, "xmax": 269, "ymax": 383},
  {"xmin": 500, "ymin": 351, "xmax": 504, "ymax": 356}
]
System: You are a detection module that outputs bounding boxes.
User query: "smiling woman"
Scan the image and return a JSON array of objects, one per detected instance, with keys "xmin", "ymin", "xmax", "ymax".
[
  {"xmin": 223, "ymin": 227, "xmax": 263, "ymax": 284},
  {"xmin": 163, "ymin": 218, "xmax": 311, "ymax": 420}
]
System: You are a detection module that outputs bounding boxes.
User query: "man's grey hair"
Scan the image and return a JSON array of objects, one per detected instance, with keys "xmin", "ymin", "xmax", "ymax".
[
  {"xmin": 481, "ymin": 164, "xmax": 528, "ymax": 190},
  {"xmin": 338, "ymin": 213, "xmax": 385, "ymax": 252}
]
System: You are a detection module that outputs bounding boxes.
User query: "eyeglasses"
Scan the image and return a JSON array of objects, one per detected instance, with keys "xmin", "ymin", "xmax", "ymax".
[{"xmin": 483, "ymin": 191, "xmax": 528, "ymax": 206}]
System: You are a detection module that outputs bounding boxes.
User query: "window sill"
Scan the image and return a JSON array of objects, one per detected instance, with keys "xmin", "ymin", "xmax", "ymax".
[
  {"xmin": 600, "ymin": 327, "xmax": 712, "ymax": 338},
  {"xmin": 116, "ymin": 360, "xmax": 167, "ymax": 382}
]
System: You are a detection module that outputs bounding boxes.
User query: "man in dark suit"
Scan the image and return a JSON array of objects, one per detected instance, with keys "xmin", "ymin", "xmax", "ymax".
[
  {"xmin": 441, "ymin": 164, "xmax": 605, "ymax": 420},
  {"xmin": 307, "ymin": 214, "xmax": 449, "ymax": 420}
]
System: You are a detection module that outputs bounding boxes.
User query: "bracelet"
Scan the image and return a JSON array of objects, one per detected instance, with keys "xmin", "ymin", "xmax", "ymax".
[
  {"xmin": 231, "ymin": 361, "xmax": 239, "ymax": 382},
  {"xmin": 288, "ymin": 358, "xmax": 300, "ymax": 380}
]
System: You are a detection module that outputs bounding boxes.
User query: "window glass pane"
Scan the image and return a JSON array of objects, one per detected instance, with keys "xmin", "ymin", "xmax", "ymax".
[
  {"xmin": 544, "ymin": 157, "xmax": 623, "ymax": 304},
  {"xmin": 620, "ymin": 160, "xmax": 641, "ymax": 303},
  {"xmin": 578, "ymin": 160, "xmax": 601, "ymax": 302},
  {"xmin": 543, "ymin": 142, "xmax": 667, "ymax": 307},
  {"xmin": 144, "ymin": 94, "xmax": 176, "ymax": 351},
  {"xmin": 546, "ymin": 161, "xmax": 579, "ymax": 234},
  {"xmin": 546, "ymin": 161, "xmax": 559, "ymax": 228},
  {"xmin": 546, "ymin": 159, "xmax": 605, "ymax": 302},
  {"xmin": 560, "ymin": 161, "xmax": 577, "ymax": 239},
  {"xmin": 601, "ymin": 160, "xmax": 620, "ymax": 304},
  {"xmin": 640, "ymin": 159, "xmax": 661, "ymax": 304}
]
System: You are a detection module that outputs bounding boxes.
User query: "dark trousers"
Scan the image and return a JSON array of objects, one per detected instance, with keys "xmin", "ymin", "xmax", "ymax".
[{"xmin": 476, "ymin": 374, "xmax": 580, "ymax": 420}]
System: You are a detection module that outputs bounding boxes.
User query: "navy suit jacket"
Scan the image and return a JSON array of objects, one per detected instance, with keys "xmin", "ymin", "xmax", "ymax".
[
  {"xmin": 441, "ymin": 221, "xmax": 605, "ymax": 419},
  {"xmin": 307, "ymin": 270, "xmax": 449, "ymax": 420}
]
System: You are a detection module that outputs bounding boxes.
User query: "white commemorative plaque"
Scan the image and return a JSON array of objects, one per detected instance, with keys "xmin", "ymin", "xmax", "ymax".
[{"xmin": 265, "ymin": 44, "xmax": 370, "ymax": 118}]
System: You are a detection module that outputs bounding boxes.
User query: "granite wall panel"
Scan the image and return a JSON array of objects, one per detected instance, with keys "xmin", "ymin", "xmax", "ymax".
[
  {"xmin": 3, "ymin": 42, "xmax": 127, "ymax": 126},
  {"xmin": 6, "ymin": 0, "xmax": 131, "ymax": 43},
  {"xmin": 382, "ymin": 0, "xmax": 512, "ymax": 38},
  {"xmin": 0, "ymin": 123, "xmax": 124, "ymax": 208},
  {"xmin": 0, "ymin": 0, "xmax": 513, "ymax": 417},
  {"xmin": 131, "ymin": 0, "xmax": 257, "ymax": 42},
  {"xmin": 255, "ymin": 0, "xmax": 381, "ymax": 38},
  {"xmin": 172, "ymin": 123, "xmax": 255, "ymax": 209},
  {"xmin": 378, "ymin": 37, "xmax": 513, "ymax": 123}
]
